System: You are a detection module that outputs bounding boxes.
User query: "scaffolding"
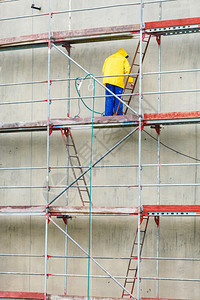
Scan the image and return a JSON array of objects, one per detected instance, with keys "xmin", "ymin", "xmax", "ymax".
[{"xmin": 0, "ymin": 0, "xmax": 200, "ymax": 299}]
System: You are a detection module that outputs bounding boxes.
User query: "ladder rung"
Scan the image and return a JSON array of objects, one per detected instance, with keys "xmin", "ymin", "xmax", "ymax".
[
  {"xmin": 128, "ymin": 268, "xmax": 137, "ymax": 271},
  {"xmin": 69, "ymin": 155, "xmax": 78, "ymax": 158},
  {"xmin": 125, "ymin": 281, "xmax": 134, "ymax": 284},
  {"xmin": 133, "ymin": 63, "xmax": 139, "ymax": 66}
]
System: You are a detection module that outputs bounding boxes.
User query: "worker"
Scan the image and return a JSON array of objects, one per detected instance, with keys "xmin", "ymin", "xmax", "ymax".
[{"xmin": 102, "ymin": 48, "xmax": 134, "ymax": 116}]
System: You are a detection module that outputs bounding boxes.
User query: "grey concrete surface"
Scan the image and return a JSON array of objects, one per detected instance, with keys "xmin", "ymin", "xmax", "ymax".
[{"xmin": 0, "ymin": 0, "xmax": 200, "ymax": 299}]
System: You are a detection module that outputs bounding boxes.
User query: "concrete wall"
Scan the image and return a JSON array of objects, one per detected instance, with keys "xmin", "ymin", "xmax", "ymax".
[{"xmin": 0, "ymin": 0, "xmax": 200, "ymax": 299}]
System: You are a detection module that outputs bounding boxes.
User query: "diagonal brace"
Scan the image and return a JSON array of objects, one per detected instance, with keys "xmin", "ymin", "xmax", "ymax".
[
  {"xmin": 49, "ymin": 216, "xmax": 136, "ymax": 299},
  {"xmin": 47, "ymin": 127, "xmax": 139, "ymax": 207}
]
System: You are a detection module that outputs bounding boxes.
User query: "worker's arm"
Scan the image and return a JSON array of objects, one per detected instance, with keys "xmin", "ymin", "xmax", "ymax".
[{"xmin": 124, "ymin": 58, "xmax": 133, "ymax": 84}]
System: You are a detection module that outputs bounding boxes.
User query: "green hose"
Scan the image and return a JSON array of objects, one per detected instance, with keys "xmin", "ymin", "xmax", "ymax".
[
  {"xmin": 87, "ymin": 77, "xmax": 95, "ymax": 299},
  {"xmin": 75, "ymin": 74, "xmax": 104, "ymax": 116}
]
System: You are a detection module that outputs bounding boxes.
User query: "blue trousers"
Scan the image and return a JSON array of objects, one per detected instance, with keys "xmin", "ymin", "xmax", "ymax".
[{"xmin": 105, "ymin": 84, "xmax": 123, "ymax": 116}]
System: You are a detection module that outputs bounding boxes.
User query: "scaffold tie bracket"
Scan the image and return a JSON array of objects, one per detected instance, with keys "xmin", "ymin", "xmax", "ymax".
[
  {"xmin": 156, "ymin": 35, "xmax": 161, "ymax": 46},
  {"xmin": 49, "ymin": 126, "xmax": 53, "ymax": 136},
  {"xmin": 62, "ymin": 215, "xmax": 72, "ymax": 225},
  {"xmin": 154, "ymin": 216, "xmax": 160, "ymax": 227},
  {"xmin": 140, "ymin": 215, "xmax": 144, "ymax": 225},
  {"xmin": 62, "ymin": 42, "xmax": 71, "ymax": 54}
]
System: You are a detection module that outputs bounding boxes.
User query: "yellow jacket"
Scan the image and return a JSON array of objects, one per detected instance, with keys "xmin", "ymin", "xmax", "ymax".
[{"xmin": 102, "ymin": 48, "xmax": 133, "ymax": 89}]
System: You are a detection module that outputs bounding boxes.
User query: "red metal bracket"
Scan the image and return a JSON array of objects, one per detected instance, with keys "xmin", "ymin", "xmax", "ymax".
[
  {"xmin": 156, "ymin": 35, "xmax": 161, "ymax": 46},
  {"xmin": 62, "ymin": 215, "xmax": 72, "ymax": 225},
  {"xmin": 46, "ymin": 214, "xmax": 50, "ymax": 224},
  {"xmin": 151, "ymin": 124, "xmax": 161, "ymax": 135},
  {"xmin": 142, "ymin": 32, "xmax": 146, "ymax": 41},
  {"xmin": 62, "ymin": 42, "xmax": 71, "ymax": 54},
  {"xmin": 140, "ymin": 215, "xmax": 144, "ymax": 225},
  {"xmin": 140, "ymin": 121, "xmax": 146, "ymax": 132},
  {"xmin": 154, "ymin": 216, "xmax": 160, "ymax": 227},
  {"xmin": 49, "ymin": 126, "xmax": 53, "ymax": 136}
]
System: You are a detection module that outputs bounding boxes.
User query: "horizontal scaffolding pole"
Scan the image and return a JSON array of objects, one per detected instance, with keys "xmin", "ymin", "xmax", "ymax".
[
  {"xmin": 0, "ymin": 271, "xmax": 199, "ymax": 282},
  {"xmin": 1, "ymin": 253, "xmax": 199, "ymax": 262},
  {"xmin": 1, "ymin": 162, "xmax": 200, "ymax": 172},
  {"xmin": 1, "ymin": 68, "xmax": 200, "ymax": 87},
  {"xmin": 1, "ymin": 183, "xmax": 200, "ymax": 190},
  {"xmin": 0, "ymin": 0, "xmax": 174, "ymax": 22},
  {"xmin": 1, "ymin": 86, "xmax": 200, "ymax": 106}
]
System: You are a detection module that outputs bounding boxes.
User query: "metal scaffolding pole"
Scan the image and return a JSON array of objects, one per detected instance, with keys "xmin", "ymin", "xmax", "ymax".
[
  {"xmin": 44, "ymin": 0, "xmax": 52, "ymax": 297},
  {"xmin": 137, "ymin": 1, "xmax": 144, "ymax": 299},
  {"xmin": 64, "ymin": 42, "xmax": 71, "ymax": 297},
  {"xmin": 156, "ymin": 2, "xmax": 162, "ymax": 298}
]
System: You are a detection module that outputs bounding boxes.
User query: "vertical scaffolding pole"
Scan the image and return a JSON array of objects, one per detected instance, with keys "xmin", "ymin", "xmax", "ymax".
[
  {"xmin": 64, "ymin": 45, "xmax": 71, "ymax": 295},
  {"xmin": 156, "ymin": 2, "xmax": 162, "ymax": 297},
  {"xmin": 137, "ymin": 1, "xmax": 144, "ymax": 299},
  {"xmin": 44, "ymin": 0, "xmax": 52, "ymax": 297}
]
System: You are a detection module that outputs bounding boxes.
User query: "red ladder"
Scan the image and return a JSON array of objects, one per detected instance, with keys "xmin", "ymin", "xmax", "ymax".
[
  {"xmin": 116, "ymin": 35, "xmax": 151, "ymax": 115},
  {"xmin": 60, "ymin": 128, "xmax": 91, "ymax": 207},
  {"xmin": 122, "ymin": 215, "xmax": 149, "ymax": 298}
]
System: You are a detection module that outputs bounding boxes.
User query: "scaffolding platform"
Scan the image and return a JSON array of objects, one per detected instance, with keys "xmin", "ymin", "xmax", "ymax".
[
  {"xmin": 0, "ymin": 17, "xmax": 199, "ymax": 51},
  {"xmin": 0, "ymin": 291, "xmax": 191, "ymax": 300},
  {"xmin": 0, "ymin": 205, "xmax": 199, "ymax": 216},
  {"xmin": 0, "ymin": 111, "xmax": 200, "ymax": 133}
]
